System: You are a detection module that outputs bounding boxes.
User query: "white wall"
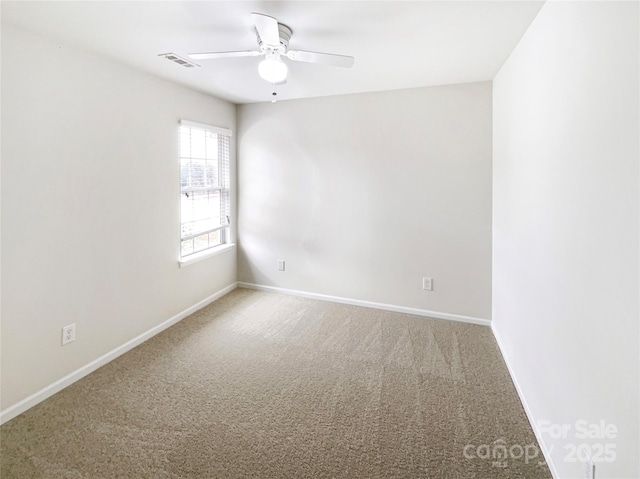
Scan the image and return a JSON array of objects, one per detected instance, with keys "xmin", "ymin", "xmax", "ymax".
[
  {"xmin": 1, "ymin": 24, "xmax": 237, "ymax": 412},
  {"xmin": 238, "ymin": 82, "xmax": 492, "ymax": 321},
  {"xmin": 493, "ymin": 2, "xmax": 639, "ymax": 478}
]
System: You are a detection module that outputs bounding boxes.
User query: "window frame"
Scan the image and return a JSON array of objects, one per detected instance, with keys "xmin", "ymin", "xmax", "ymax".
[{"xmin": 178, "ymin": 120, "xmax": 233, "ymax": 265}]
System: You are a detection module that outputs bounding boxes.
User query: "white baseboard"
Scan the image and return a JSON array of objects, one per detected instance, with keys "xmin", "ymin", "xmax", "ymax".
[
  {"xmin": 491, "ymin": 323, "xmax": 559, "ymax": 479},
  {"xmin": 0, "ymin": 282, "xmax": 238, "ymax": 426},
  {"xmin": 237, "ymin": 282, "xmax": 491, "ymax": 327}
]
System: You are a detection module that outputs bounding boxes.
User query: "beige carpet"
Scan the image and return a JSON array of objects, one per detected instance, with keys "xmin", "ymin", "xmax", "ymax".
[{"xmin": 1, "ymin": 288, "xmax": 551, "ymax": 478}]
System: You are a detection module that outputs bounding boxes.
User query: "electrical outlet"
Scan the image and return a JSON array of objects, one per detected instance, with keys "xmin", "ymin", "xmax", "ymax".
[
  {"xmin": 422, "ymin": 277, "xmax": 433, "ymax": 291},
  {"xmin": 278, "ymin": 260, "xmax": 285, "ymax": 271},
  {"xmin": 61, "ymin": 323, "xmax": 76, "ymax": 346},
  {"xmin": 584, "ymin": 455, "xmax": 595, "ymax": 479}
]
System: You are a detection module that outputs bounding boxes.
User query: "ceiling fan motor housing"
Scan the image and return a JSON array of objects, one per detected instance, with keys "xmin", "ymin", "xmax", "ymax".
[{"xmin": 256, "ymin": 23, "xmax": 292, "ymax": 53}]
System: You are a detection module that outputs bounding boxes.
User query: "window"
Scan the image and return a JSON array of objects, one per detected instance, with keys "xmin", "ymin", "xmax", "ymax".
[{"xmin": 179, "ymin": 120, "xmax": 231, "ymax": 259}]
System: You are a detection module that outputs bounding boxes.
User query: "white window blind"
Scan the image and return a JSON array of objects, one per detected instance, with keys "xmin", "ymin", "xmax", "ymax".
[{"xmin": 179, "ymin": 120, "xmax": 231, "ymax": 258}]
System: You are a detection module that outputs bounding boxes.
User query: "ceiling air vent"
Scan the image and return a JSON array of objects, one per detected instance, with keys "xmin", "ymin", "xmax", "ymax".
[{"xmin": 158, "ymin": 53, "xmax": 200, "ymax": 68}]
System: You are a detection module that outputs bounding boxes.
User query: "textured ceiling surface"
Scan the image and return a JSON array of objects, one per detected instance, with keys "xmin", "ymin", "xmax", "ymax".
[{"xmin": 2, "ymin": 1, "xmax": 545, "ymax": 104}]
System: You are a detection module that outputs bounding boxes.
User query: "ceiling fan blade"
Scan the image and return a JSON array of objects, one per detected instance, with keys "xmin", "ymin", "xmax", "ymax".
[
  {"xmin": 188, "ymin": 51, "xmax": 262, "ymax": 60},
  {"xmin": 286, "ymin": 50, "xmax": 354, "ymax": 68},
  {"xmin": 251, "ymin": 12, "xmax": 280, "ymax": 47}
]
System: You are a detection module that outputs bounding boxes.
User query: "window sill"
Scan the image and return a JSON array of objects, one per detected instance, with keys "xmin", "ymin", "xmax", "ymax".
[{"xmin": 179, "ymin": 243, "xmax": 235, "ymax": 268}]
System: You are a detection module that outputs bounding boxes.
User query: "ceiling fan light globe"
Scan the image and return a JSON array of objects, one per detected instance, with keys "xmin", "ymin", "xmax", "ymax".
[{"xmin": 258, "ymin": 57, "xmax": 287, "ymax": 83}]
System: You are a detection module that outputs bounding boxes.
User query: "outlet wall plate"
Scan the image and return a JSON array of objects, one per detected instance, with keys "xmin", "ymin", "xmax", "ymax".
[
  {"xmin": 62, "ymin": 323, "xmax": 76, "ymax": 346},
  {"xmin": 585, "ymin": 456, "xmax": 595, "ymax": 479},
  {"xmin": 422, "ymin": 277, "xmax": 433, "ymax": 291},
  {"xmin": 278, "ymin": 260, "xmax": 285, "ymax": 271}
]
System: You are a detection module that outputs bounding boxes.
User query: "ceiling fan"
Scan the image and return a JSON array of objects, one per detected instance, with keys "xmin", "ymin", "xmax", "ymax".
[{"xmin": 188, "ymin": 13, "xmax": 355, "ymax": 86}]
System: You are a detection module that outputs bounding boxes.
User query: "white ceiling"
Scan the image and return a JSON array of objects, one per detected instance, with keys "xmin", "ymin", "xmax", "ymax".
[{"xmin": 2, "ymin": 1, "xmax": 545, "ymax": 104}]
